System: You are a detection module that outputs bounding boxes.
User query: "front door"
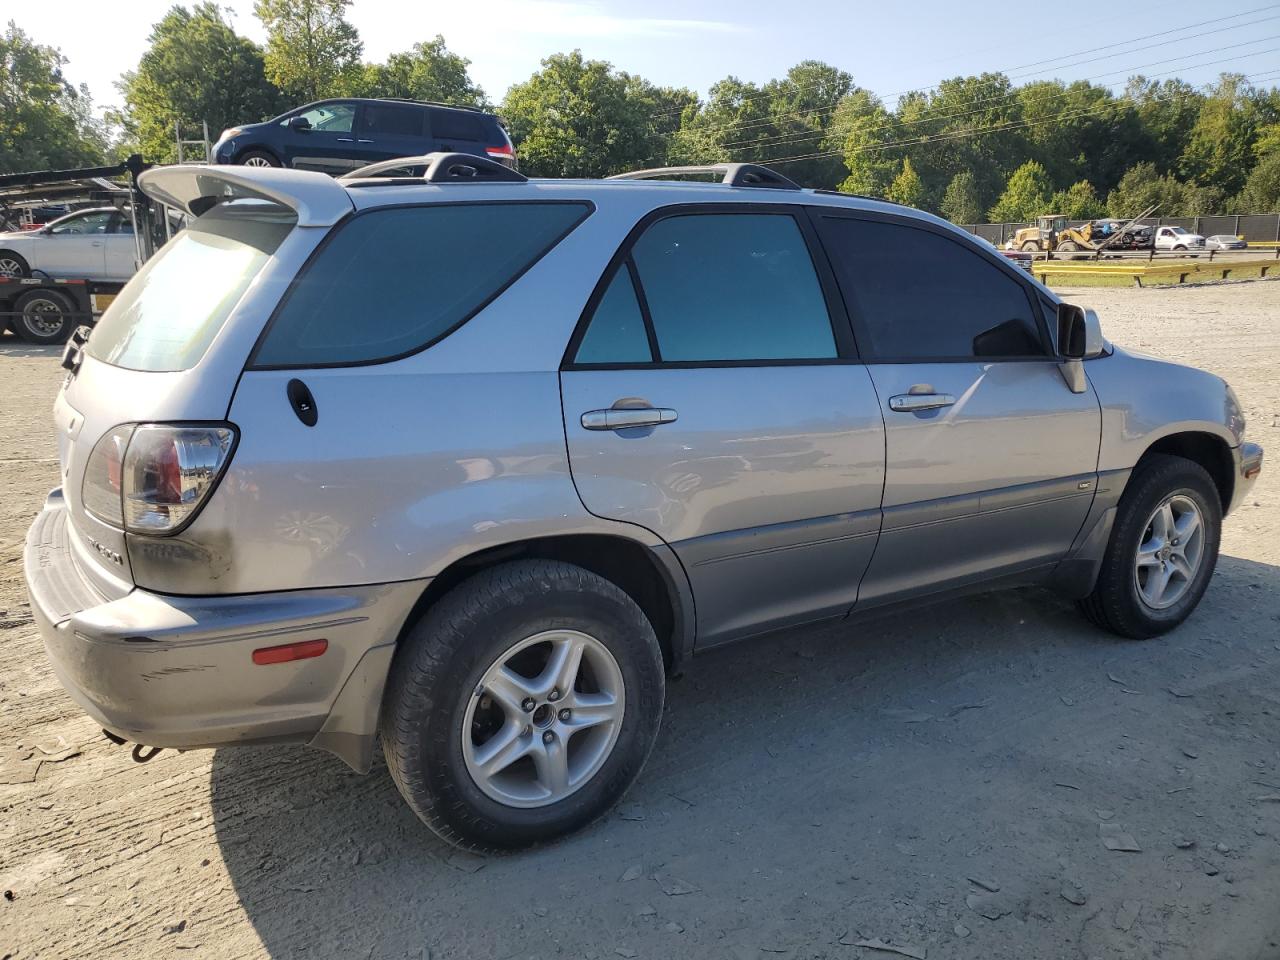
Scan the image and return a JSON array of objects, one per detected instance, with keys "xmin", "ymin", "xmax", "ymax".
[
  {"xmin": 281, "ymin": 102, "xmax": 360, "ymax": 173},
  {"xmin": 561, "ymin": 207, "xmax": 886, "ymax": 647},
  {"xmin": 813, "ymin": 209, "xmax": 1102, "ymax": 608},
  {"xmin": 38, "ymin": 209, "xmax": 112, "ymax": 279}
]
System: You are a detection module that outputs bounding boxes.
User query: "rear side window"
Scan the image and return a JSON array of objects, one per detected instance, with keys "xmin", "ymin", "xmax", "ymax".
[
  {"xmin": 360, "ymin": 103, "xmax": 424, "ymax": 137},
  {"xmin": 87, "ymin": 205, "xmax": 292, "ymax": 372},
  {"xmin": 432, "ymin": 110, "xmax": 487, "ymax": 142},
  {"xmin": 817, "ymin": 216, "xmax": 1045, "ymax": 360},
  {"xmin": 252, "ymin": 202, "xmax": 590, "ymax": 367},
  {"xmin": 574, "ymin": 266, "xmax": 652, "ymax": 364},
  {"xmin": 627, "ymin": 213, "xmax": 836, "ymax": 363}
]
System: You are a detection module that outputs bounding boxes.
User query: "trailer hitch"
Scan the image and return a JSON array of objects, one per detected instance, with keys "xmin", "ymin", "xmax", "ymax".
[{"xmin": 102, "ymin": 729, "xmax": 164, "ymax": 762}]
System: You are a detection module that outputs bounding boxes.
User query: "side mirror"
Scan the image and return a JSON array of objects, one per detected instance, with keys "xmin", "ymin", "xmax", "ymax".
[
  {"xmin": 1057, "ymin": 303, "xmax": 1087, "ymax": 359},
  {"xmin": 287, "ymin": 116, "xmax": 311, "ymax": 131}
]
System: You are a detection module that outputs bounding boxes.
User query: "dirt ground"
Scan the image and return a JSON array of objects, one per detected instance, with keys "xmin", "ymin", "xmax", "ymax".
[{"xmin": 2, "ymin": 280, "xmax": 1279, "ymax": 960}]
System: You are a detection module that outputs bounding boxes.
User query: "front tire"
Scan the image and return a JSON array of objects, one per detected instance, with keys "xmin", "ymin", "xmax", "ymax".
[
  {"xmin": 237, "ymin": 149, "xmax": 280, "ymax": 168},
  {"xmin": 0, "ymin": 250, "xmax": 30, "ymax": 278},
  {"xmin": 1078, "ymin": 454, "xmax": 1222, "ymax": 639},
  {"xmin": 1021, "ymin": 241, "xmax": 1040, "ymax": 252},
  {"xmin": 381, "ymin": 559, "xmax": 665, "ymax": 850}
]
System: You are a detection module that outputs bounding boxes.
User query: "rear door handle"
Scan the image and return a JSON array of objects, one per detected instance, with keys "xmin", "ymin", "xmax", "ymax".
[
  {"xmin": 357, "ymin": 139, "xmax": 374, "ymax": 143},
  {"xmin": 889, "ymin": 393, "xmax": 955, "ymax": 412},
  {"xmin": 336, "ymin": 137, "xmax": 355, "ymax": 142},
  {"xmin": 581, "ymin": 407, "xmax": 678, "ymax": 431}
]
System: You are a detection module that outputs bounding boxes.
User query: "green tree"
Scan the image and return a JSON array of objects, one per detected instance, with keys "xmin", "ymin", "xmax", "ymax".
[
  {"xmin": 940, "ymin": 170, "xmax": 983, "ymax": 223},
  {"xmin": 831, "ymin": 88, "xmax": 898, "ymax": 196},
  {"xmin": 1125, "ymin": 76, "xmax": 1204, "ymax": 176},
  {"xmin": 1105, "ymin": 161, "xmax": 1197, "ymax": 217},
  {"xmin": 1179, "ymin": 74, "xmax": 1268, "ymax": 196},
  {"xmin": 671, "ymin": 61, "xmax": 851, "ymax": 189},
  {"xmin": 1049, "ymin": 180, "xmax": 1105, "ymax": 219},
  {"xmin": 886, "ymin": 157, "xmax": 924, "ymax": 207},
  {"xmin": 349, "ymin": 35, "xmax": 486, "ymax": 106},
  {"xmin": 501, "ymin": 51, "xmax": 669, "ymax": 178},
  {"xmin": 1235, "ymin": 152, "xmax": 1280, "ymax": 211},
  {"xmin": 988, "ymin": 160, "xmax": 1053, "ymax": 221},
  {"xmin": 0, "ymin": 21, "xmax": 106, "ymax": 173},
  {"xmin": 254, "ymin": 0, "xmax": 361, "ymax": 102},
  {"xmin": 119, "ymin": 3, "xmax": 282, "ymax": 163}
]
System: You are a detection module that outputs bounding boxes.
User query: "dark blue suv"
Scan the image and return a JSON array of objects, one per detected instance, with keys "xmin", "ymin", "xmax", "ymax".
[{"xmin": 211, "ymin": 98, "xmax": 516, "ymax": 174}]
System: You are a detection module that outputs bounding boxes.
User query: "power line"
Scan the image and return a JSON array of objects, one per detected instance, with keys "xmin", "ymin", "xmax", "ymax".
[
  {"xmin": 713, "ymin": 38, "xmax": 1280, "ymax": 155},
  {"xmin": 649, "ymin": 2, "xmax": 1280, "ymax": 123},
  {"xmin": 748, "ymin": 64, "xmax": 1279, "ymax": 168},
  {"xmin": 706, "ymin": 8, "xmax": 1280, "ymax": 142}
]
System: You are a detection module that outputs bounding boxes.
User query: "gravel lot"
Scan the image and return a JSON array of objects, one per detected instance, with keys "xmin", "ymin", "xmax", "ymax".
[{"xmin": 2, "ymin": 280, "xmax": 1278, "ymax": 960}]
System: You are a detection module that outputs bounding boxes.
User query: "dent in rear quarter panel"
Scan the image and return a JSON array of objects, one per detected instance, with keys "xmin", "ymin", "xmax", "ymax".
[
  {"xmin": 1085, "ymin": 346, "xmax": 1239, "ymax": 471},
  {"xmin": 130, "ymin": 368, "xmax": 668, "ymax": 594}
]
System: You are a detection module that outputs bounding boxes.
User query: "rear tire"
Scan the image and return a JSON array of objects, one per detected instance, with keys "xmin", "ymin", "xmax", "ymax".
[
  {"xmin": 1077, "ymin": 454, "xmax": 1221, "ymax": 639},
  {"xmin": 380, "ymin": 559, "xmax": 665, "ymax": 850},
  {"xmin": 12, "ymin": 289, "xmax": 76, "ymax": 344},
  {"xmin": 0, "ymin": 250, "xmax": 29, "ymax": 278},
  {"xmin": 237, "ymin": 150, "xmax": 280, "ymax": 168}
]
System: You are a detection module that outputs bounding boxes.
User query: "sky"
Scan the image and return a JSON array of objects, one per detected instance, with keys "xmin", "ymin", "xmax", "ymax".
[{"xmin": 13, "ymin": 0, "xmax": 1280, "ymax": 115}]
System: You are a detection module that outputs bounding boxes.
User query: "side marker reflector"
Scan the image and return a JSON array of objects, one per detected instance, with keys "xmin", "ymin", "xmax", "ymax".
[{"xmin": 252, "ymin": 639, "xmax": 328, "ymax": 665}]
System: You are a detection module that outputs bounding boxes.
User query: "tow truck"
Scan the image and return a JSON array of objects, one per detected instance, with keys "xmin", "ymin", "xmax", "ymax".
[{"xmin": 0, "ymin": 155, "xmax": 165, "ymax": 344}]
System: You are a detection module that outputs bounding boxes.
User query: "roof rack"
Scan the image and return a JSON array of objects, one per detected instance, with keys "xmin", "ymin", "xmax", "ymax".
[
  {"xmin": 383, "ymin": 98, "xmax": 486, "ymax": 113},
  {"xmin": 341, "ymin": 152, "xmax": 527, "ymax": 183},
  {"xmin": 607, "ymin": 163, "xmax": 801, "ymax": 191}
]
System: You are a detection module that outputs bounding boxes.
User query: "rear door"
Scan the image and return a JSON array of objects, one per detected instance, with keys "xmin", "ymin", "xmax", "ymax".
[
  {"xmin": 561, "ymin": 206, "xmax": 886, "ymax": 647},
  {"xmin": 104, "ymin": 212, "xmax": 138, "ymax": 280},
  {"xmin": 37, "ymin": 210, "xmax": 112, "ymax": 278},
  {"xmin": 355, "ymin": 102, "xmax": 428, "ymax": 164},
  {"xmin": 428, "ymin": 108, "xmax": 490, "ymax": 158},
  {"xmin": 813, "ymin": 209, "xmax": 1101, "ymax": 607}
]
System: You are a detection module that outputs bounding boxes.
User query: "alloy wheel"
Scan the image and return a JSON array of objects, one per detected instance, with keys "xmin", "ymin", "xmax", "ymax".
[
  {"xmin": 462, "ymin": 629, "xmax": 625, "ymax": 809},
  {"xmin": 243, "ymin": 156, "xmax": 272, "ymax": 167},
  {"xmin": 1134, "ymin": 494, "xmax": 1204, "ymax": 610},
  {"xmin": 0, "ymin": 257, "xmax": 23, "ymax": 278}
]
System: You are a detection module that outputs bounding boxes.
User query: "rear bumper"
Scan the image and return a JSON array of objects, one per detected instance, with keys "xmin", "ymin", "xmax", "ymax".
[
  {"xmin": 24, "ymin": 491, "xmax": 425, "ymax": 771},
  {"xmin": 1230, "ymin": 442, "xmax": 1264, "ymax": 514}
]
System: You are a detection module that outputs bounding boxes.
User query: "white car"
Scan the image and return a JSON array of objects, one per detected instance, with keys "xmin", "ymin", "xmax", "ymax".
[
  {"xmin": 1153, "ymin": 225, "xmax": 1206, "ymax": 252},
  {"xmin": 0, "ymin": 207, "xmax": 139, "ymax": 281}
]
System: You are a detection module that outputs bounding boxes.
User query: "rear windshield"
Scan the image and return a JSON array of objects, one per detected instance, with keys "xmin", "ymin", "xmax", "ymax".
[
  {"xmin": 86, "ymin": 205, "xmax": 291, "ymax": 372},
  {"xmin": 250, "ymin": 202, "xmax": 590, "ymax": 367}
]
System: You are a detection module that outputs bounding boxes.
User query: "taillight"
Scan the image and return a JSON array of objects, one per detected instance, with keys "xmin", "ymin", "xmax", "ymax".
[
  {"xmin": 82, "ymin": 424, "xmax": 236, "ymax": 535},
  {"xmin": 485, "ymin": 145, "xmax": 516, "ymax": 162}
]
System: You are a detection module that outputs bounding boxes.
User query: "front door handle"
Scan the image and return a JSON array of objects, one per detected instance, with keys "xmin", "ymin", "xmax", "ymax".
[
  {"xmin": 581, "ymin": 407, "xmax": 678, "ymax": 431},
  {"xmin": 357, "ymin": 138, "xmax": 374, "ymax": 143},
  {"xmin": 889, "ymin": 393, "xmax": 955, "ymax": 412}
]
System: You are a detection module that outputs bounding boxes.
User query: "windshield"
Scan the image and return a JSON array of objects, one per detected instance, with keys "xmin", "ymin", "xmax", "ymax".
[
  {"xmin": 1169, "ymin": 227, "xmax": 1187, "ymax": 234},
  {"xmin": 85, "ymin": 204, "xmax": 292, "ymax": 372}
]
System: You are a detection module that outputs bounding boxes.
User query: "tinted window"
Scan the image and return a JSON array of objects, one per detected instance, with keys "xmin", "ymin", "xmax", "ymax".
[
  {"xmin": 574, "ymin": 266, "xmax": 652, "ymax": 364},
  {"xmin": 360, "ymin": 103, "xmax": 424, "ymax": 137},
  {"xmin": 432, "ymin": 110, "xmax": 487, "ymax": 142},
  {"xmin": 87, "ymin": 205, "xmax": 292, "ymax": 372},
  {"xmin": 254, "ymin": 203, "xmax": 589, "ymax": 367},
  {"xmin": 818, "ymin": 216, "xmax": 1044, "ymax": 360},
  {"xmin": 629, "ymin": 213, "xmax": 836, "ymax": 362}
]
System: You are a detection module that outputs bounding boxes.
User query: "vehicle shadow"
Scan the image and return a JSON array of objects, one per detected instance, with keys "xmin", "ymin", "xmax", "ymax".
[{"xmin": 210, "ymin": 554, "xmax": 1280, "ymax": 960}]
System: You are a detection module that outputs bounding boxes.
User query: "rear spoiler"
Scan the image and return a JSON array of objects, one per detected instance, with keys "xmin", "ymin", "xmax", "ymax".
[{"xmin": 138, "ymin": 165, "xmax": 353, "ymax": 227}]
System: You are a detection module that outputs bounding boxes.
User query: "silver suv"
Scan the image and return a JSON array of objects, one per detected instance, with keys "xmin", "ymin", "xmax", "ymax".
[{"xmin": 24, "ymin": 156, "xmax": 1263, "ymax": 850}]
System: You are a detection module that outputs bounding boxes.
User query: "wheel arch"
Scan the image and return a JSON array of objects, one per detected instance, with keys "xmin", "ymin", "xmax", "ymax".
[
  {"xmin": 1136, "ymin": 430, "xmax": 1234, "ymax": 512},
  {"xmin": 395, "ymin": 533, "xmax": 695, "ymax": 676}
]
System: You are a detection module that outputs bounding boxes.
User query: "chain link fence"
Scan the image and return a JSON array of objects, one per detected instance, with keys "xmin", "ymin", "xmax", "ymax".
[{"xmin": 965, "ymin": 213, "xmax": 1280, "ymax": 247}]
